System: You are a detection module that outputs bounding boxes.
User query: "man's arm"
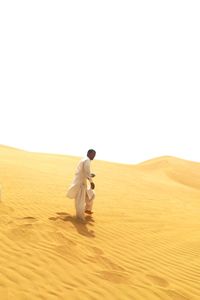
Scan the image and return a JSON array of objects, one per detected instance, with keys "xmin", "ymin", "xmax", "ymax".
[
  {"xmin": 83, "ymin": 159, "xmax": 93, "ymax": 182},
  {"xmin": 83, "ymin": 159, "xmax": 95, "ymax": 189}
]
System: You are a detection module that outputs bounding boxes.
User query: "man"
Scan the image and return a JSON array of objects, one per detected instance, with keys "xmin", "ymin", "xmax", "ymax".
[{"xmin": 67, "ymin": 149, "xmax": 96, "ymax": 220}]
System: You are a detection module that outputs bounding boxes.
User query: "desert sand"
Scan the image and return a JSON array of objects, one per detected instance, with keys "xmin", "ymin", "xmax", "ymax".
[{"xmin": 0, "ymin": 145, "xmax": 200, "ymax": 300}]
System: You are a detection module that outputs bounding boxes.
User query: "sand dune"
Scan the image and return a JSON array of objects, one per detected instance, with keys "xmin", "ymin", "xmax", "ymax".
[
  {"xmin": 0, "ymin": 145, "xmax": 200, "ymax": 300},
  {"xmin": 136, "ymin": 156, "xmax": 200, "ymax": 190}
]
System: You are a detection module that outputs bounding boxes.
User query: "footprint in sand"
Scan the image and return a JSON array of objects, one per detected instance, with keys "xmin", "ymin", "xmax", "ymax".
[
  {"xmin": 166, "ymin": 289, "xmax": 190, "ymax": 300},
  {"xmin": 96, "ymin": 270, "xmax": 130, "ymax": 284},
  {"xmin": 87, "ymin": 246, "xmax": 126, "ymax": 272},
  {"xmin": 49, "ymin": 231, "xmax": 77, "ymax": 246},
  {"xmin": 8, "ymin": 224, "xmax": 34, "ymax": 241},
  {"xmin": 49, "ymin": 217, "xmax": 59, "ymax": 221},
  {"xmin": 49, "ymin": 212, "xmax": 70, "ymax": 222},
  {"xmin": 91, "ymin": 246, "xmax": 104, "ymax": 256},
  {"xmin": 6, "ymin": 216, "xmax": 37, "ymax": 229},
  {"xmin": 146, "ymin": 275, "xmax": 189, "ymax": 300},
  {"xmin": 56, "ymin": 212, "xmax": 69, "ymax": 216},
  {"xmin": 146, "ymin": 274, "xmax": 169, "ymax": 287},
  {"xmin": 15, "ymin": 216, "xmax": 38, "ymax": 227},
  {"xmin": 15, "ymin": 216, "xmax": 37, "ymax": 223},
  {"xmin": 7, "ymin": 216, "xmax": 38, "ymax": 240},
  {"xmin": 22, "ymin": 216, "xmax": 37, "ymax": 221}
]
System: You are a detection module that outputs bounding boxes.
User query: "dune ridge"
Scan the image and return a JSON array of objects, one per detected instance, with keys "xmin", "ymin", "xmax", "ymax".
[
  {"xmin": 136, "ymin": 156, "xmax": 200, "ymax": 190},
  {"xmin": 1, "ymin": 146, "xmax": 200, "ymax": 300}
]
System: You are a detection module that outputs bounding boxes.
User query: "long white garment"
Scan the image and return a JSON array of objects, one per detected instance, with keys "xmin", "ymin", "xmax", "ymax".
[
  {"xmin": 85, "ymin": 187, "xmax": 95, "ymax": 211},
  {"xmin": 67, "ymin": 158, "xmax": 95, "ymax": 219}
]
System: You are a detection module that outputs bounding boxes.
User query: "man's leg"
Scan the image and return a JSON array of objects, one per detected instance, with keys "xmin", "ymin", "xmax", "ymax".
[
  {"xmin": 85, "ymin": 194, "xmax": 94, "ymax": 213},
  {"xmin": 75, "ymin": 186, "xmax": 86, "ymax": 220}
]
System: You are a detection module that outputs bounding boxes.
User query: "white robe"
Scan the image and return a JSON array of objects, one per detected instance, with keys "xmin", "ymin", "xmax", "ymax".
[{"xmin": 67, "ymin": 158, "xmax": 95, "ymax": 219}]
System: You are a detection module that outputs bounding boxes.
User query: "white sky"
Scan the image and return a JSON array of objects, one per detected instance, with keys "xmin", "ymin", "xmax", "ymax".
[{"xmin": 0, "ymin": 0, "xmax": 200, "ymax": 164}]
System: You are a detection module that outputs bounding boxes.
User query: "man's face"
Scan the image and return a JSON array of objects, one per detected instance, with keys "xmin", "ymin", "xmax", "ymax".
[{"xmin": 88, "ymin": 152, "xmax": 96, "ymax": 160}]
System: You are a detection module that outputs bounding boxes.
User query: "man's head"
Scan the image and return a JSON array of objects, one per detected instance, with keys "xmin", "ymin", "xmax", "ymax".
[{"xmin": 87, "ymin": 149, "xmax": 96, "ymax": 160}]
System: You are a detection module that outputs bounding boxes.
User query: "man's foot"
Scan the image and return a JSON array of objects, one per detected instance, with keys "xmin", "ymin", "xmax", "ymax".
[
  {"xmin": 76, "ymin": 215, "xmax": 85, "ymax": 222},
  {"xmin": 85, "ymin": 210, "xmax": 93, "ymax": 215}
]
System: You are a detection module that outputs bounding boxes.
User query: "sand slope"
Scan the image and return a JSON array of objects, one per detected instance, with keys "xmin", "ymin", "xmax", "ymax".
[{"xmin": 0, "ymin": 146, "xmax": 200, "ymax": 300}]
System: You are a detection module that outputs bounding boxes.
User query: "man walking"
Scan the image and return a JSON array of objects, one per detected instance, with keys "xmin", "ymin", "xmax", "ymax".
[{"xmin": 67, "ymin": 149, "xmax": 96, "ymax": 220}]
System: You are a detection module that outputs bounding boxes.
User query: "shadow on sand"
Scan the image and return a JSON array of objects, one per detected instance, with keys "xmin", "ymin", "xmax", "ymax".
[{"xmin": 49, "ymin": 212, "xmax": 95, "ymax": 238}]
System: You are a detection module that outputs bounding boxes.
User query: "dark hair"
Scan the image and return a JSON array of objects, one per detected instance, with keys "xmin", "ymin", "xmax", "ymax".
[{"xmin": 87, "ymin": 149, "xmax": 96, "ymax": 155}]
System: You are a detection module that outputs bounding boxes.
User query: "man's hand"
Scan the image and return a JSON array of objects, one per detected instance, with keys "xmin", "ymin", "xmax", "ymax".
[{"xmin": 90, "ymin": 182, "xmax": 95, "ymax": 190}]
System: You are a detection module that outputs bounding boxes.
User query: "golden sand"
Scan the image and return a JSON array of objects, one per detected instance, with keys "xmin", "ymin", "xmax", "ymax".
[{"xmin": 0, "ymin": 145, "xmax": 200, "ymax": 300}]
